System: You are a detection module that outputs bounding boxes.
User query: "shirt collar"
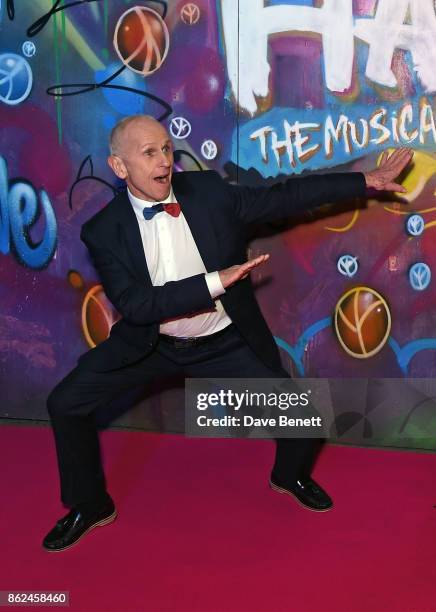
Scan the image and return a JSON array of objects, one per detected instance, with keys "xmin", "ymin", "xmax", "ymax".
[{"xmin": 127, "ymin": 186, "xmax": 175, "ymax": 217}]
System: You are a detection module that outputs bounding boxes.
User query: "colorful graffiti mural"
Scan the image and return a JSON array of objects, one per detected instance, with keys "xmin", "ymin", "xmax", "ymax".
[{"xmin": 0, "ymin": 1, "xmax": 435, "ymax": 448}]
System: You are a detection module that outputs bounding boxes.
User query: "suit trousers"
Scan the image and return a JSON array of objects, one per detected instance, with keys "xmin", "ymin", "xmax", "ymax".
[{"xmin": 47, "ymin": 325, "xmax": 320, "ymax": 507}]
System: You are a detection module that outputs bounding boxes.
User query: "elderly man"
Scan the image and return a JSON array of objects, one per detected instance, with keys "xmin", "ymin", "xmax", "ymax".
[{"xmin": 43, "ymin": 115, "xmax": 412, "ymax": 551}]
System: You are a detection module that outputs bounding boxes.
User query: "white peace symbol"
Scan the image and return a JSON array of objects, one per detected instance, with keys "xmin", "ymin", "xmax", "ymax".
[
  {"xmin": 0, "ymin": 53, "xmax": 33, "ymax": 106},
  {"xmin": 22, "ymin": 41, "xmax": 36, "ymax": 58},
  {"xmin": 169, "ymin": 116, "xmax": 192, "ymax": 139},
  {"xmin": 337, "ymin": 255, "xmax": 358, "ymax": 278},
  {"xmin": 181, "ymin": 3, "xmax": 201, "ymax": 25},
  {"xmin": 407, "ymin": 214, "xmax": 425, "ymax": 236},
  {"xmin": 200, "ymin": 140, "xmax": 218, "ymax": 160},
  {"xmin": 409, "ymin": 263, "xmax": 431, "ymax": 291}
]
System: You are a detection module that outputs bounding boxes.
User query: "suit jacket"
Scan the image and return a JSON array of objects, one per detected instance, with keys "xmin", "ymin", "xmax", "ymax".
[{"xmin": 79, "ymin": 170, "xmax": 366, "ymax": 372}]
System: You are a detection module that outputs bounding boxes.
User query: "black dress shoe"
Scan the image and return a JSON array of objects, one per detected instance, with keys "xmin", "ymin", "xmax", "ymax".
[
  {"xmin": 42, "ymin": 497, "xmax": 117, "ymax": 552},
  {"xmin": 269, "ymin": 476, "xmax": 333, "ymax": 512}
]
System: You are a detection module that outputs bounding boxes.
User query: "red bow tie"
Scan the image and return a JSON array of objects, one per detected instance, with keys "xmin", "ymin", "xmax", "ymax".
[
  {"xmin": 143, "ymin": 202, "xmax": 181, "ymax": 220},
  {"xmin": 163, "ymin": 203, "xmax": 181, "ymax": 217}
]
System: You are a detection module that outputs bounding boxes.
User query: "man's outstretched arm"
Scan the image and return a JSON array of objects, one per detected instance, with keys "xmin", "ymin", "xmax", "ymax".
[
  {"xmin": 81, "ymin": 228, "xmax": 214, "ymax": 325},
  {"xmin": 81, "ymin": 229, "xmax": 267, "ymax": 326},
  {"xmin": 226, "ymin": 147, "xmax": 413, "ymax": 225}
]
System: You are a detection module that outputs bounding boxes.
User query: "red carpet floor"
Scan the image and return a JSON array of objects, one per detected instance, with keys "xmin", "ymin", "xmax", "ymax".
[{"xmin": 0, "ymin": 425, "xmax": 435, "ymax": 612}]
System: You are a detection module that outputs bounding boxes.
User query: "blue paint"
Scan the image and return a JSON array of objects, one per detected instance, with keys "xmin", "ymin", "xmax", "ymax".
[
  {"xmin": 103, "ymin": 112, "xmax": 117, "ymax": 131},
  {"xmin": 274, "ymin": 316, "xmax": 332, "ymax": 376},
  {"xmin": 95, "ymin": 63, "xmax": 146, "ymax": 116},
  {"xmin": 274, "ymin": 336, "xmax": 304, "ymax": 375},
  {"xmin": 0, "ymin": 157, "xmax": 57, "ymax": 269},
  {"xmin": 388, "ymin": 337, "xmax": 436, "ymax": 375}
]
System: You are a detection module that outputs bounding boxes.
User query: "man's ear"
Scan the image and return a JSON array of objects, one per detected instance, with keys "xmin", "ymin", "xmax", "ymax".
[{"xmin": 108, "ymin": 155, "xmax": 128, "ymax": 179}]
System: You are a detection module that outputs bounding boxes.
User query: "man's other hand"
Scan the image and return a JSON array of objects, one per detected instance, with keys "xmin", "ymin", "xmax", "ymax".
[
  {"xmin": 364, "ymin": 147, "xmax": 414, "ymax": 193},
  {"xmin": 219, "ymin": 254, "xmax": 270, "ymax": 289}
]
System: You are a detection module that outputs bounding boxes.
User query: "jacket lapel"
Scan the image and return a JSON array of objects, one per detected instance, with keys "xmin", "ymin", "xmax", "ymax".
[
  {"xmin": 114, "ymin": 190, "xmax": 153, "ymax": 285},
  {"xmin": 172, "ymin": 173, "xmax": 220, "ymax": 272}
]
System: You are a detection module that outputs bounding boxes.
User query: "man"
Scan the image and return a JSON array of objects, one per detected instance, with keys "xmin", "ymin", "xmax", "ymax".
[{"xmin": 43, "ymin": 115, "xmax": 412, "ymax": 551}]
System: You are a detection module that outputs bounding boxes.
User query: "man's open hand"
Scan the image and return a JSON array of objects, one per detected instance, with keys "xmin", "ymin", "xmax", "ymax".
[
  {"xmin": 219, "ymin": 254, "xmax": 270, "ymax": 289},
  {"xmin": 364, "ymin": 147, "xmax": 414, "ymax": 193}
]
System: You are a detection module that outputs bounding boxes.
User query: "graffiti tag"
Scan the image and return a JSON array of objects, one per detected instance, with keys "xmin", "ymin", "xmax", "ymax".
[
  {"xmin": 221, "ymin": 0, "xmax": 436, "ymax": 115},
  {"xmin": 0, "ymin": 156, "xmax": 57, "ymax": 268},
  {"xmin": 237, "ymin": 98, "xmax": 436, "ymax": 176}
]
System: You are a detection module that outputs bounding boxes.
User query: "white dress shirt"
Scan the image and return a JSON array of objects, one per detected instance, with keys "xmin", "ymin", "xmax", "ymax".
[{"xmin": 128, "ymin": 187, "xmax": 232, "ymax": 337}]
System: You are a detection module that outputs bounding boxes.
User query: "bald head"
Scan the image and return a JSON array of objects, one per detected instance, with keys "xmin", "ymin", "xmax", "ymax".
[{"xmin": 109, "ymin": 115, "xmax": 169, "ymax": 156}]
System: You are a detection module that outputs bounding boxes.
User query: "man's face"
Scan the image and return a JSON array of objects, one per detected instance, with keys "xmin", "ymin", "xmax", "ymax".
[{"xmin": 109, "ymin": 118, "xmax": 174, "ymax": 202}]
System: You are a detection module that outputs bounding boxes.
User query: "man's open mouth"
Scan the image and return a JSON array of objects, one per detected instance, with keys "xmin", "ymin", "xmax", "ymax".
[{"xmin": 154, "ymin": 174, "xmax": 170, "ymax": 184}]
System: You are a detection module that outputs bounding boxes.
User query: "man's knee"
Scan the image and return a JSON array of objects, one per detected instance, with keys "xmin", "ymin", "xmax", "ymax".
[{"xmin": 47, "ymin": 381, "xmax": 71, "ymax": 418}]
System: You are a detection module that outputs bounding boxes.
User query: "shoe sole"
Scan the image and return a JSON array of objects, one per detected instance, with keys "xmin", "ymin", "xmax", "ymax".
[
  {"xmin": 269, "ymin": 480, "xmax": 333, "ymax": 512},
  {"xmin": 44, "ymin": 510, "xmax": 118, "ymax": 552}
]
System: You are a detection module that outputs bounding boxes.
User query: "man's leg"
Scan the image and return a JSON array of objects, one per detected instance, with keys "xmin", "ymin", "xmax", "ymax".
[
  {"xmin": 43, "ymin": 347, "xmax": 181, "ymax": 550},
  {"xmin": 173, "ymin": 326, "xmax": 330, "ymax": 510}
]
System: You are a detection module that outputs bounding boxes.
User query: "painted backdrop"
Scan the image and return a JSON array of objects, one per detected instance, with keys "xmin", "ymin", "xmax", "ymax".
[{"xmin": 1, "ymin": 0, "xmax": 435, "ymax": 449}]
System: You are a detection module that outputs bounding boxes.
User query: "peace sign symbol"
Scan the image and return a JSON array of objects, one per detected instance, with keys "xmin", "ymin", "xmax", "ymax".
[
  {"xmin": 409, "ymin": 263, "xmax": 431, "ymax": 291},
  {"xmin": 22, "ymin": 41, "xmax": 36, "ymax": 58},
  {"xmin": 180, "ymin": 3, "xmax": 201, "ymax": 25},
  {"xmin": 337, "ymin": 254, "xmax": 359, "ymax": 278},
  {"xmin": 169, "ymin": 116, "xmax": 192, "ymax": 139},
  {"xmin": 200, "ymin": 140, "xmax": 218, "ymax": 160},
  {"xmin": 0, "ymin": 53, "xmax": 33, "ymax": 106},
  {"xmin": 406, "ymin": 214, "xmax": 425, "ymax": 237}
]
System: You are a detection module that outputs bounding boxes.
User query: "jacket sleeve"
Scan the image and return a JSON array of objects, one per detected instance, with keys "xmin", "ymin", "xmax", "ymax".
[
  {"xmin": 224, "ymin": 172, "xmax": 367, "ymax": 225},
  {"xmin": 81, "ymin": 227, "xmax": 215, "ymax": 326}
]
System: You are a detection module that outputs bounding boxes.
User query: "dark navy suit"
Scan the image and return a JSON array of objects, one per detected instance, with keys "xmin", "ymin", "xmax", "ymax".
[{"xmin": 47, "ymin": 170, "xmax": 366, "ymax": 507}]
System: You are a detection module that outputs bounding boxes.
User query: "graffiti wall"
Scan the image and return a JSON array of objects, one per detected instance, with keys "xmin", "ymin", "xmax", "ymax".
[{"xmin": 0, "ymin": 0, "xmax": 435, "ymax": 449}]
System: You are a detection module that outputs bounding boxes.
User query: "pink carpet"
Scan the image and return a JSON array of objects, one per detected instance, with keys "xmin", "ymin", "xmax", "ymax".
[{"xmin": 0, "ymin": 425, "xmax": 435, "ymax": 612}]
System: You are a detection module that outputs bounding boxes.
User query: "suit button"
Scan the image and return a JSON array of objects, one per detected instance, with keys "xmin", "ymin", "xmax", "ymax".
[{"xmin": 148, "ymin": 342, "xmax": 154, "ymax": 348}]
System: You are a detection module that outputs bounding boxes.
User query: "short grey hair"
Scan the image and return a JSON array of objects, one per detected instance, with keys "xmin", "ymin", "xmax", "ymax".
[{"xmin": 109, "ymin": 114, "xmax": 159, "ymax": 155}]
